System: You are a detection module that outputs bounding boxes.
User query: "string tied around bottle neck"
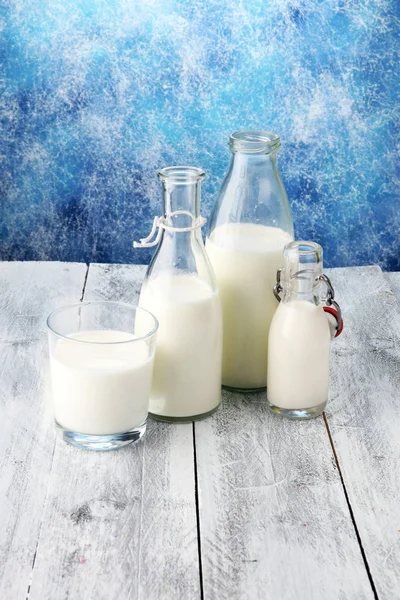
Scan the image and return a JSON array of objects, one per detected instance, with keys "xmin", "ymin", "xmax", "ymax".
[{"xmin": 133, "ymin": 210, "xmax": 207, "ymax": 248}]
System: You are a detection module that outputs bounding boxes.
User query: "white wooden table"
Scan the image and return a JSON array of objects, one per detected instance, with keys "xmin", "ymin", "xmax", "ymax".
[{"xmin": 1, "ymin": 262, "xmax": 400, "ymax": 600}]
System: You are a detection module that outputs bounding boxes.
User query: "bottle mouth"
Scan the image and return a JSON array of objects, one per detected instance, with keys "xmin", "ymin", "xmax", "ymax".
[
  {"xmin": 285, "ymin": 240, "xmax": 323, "ymax": 256},
  {"xmin": 158, "ymin": 166, "xmax": 206, "ymax": 183},
  {"xmin": 229, "ymin": 130, "xmax": 281, "ymax": 154}
]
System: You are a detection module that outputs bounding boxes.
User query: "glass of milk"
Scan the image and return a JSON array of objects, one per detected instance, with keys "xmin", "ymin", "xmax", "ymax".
[
  {"xmin": 267, "ymin": 241, "xmax": 332, "ymax": 419},
  {"xmin": 206, "ymin": 131, "xmax": 293, "ymax": 392},
  {"xmin": 47, "ymin": 301, "xmax": 158, "ymax": 450}
]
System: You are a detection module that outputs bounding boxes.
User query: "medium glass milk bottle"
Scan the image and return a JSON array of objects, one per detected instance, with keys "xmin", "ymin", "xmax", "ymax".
[
  {"xmin": 267, "ymin": 241, "xmax": 333, "ymax": 419},
  {"xmin": 135, "ymin": 166, "xmax": 223, "ymax": 421},
  {"xmin": 206, "ymin": 131, "xmax": 293, "ymax": 391}
]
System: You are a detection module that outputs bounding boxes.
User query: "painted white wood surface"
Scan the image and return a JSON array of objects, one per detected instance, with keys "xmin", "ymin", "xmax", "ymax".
[
  {"xmin": 325, "ymin": 266, "xmax": 400, "ymax": 600},
  {"xmin": 385, "ymin": 271, "xmax": 400, "ymax": 303},
  {"xmin": 3, "ymin": 261, "xmax": 398, "ymax": 599},
  {"xmin": 195, "ymin": 393, "xmax": 373, "ymax": 589},
  {"xmin": 29, "ymin": 264, "xmax": 201, "ymax": 600},
  {"xmin": 0, "ymin": 262, "xmax": 87, "ymax": 599}
]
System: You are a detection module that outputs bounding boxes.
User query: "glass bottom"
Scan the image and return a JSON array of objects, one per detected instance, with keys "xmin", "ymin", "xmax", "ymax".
[
  {"xmin": 55, "ymin": 420, "xmax": 147, "ymax": 451},
  {"xmin": 222, "ymin": 384, "xmax": 266, "ymax": 393},
  {"xmin": 269, "ymin": 401, "xmax": 326, "ymax": 420},
  {"xmin": 149, "ymin": 403, "xmax": 220, "ymax": 423}
]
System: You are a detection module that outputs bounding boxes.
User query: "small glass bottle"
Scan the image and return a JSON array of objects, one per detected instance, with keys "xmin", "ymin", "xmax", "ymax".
[
  {"xmin": 206, "ymin": 130, "xmax": 293, "ymax": 392},
  {"xmin": 135, "ymin": 166, "xmax": 223, "ymax": 422},
  {"xmin": 267, "ymin": 241, "xmax": 332, "ymax": 419}
]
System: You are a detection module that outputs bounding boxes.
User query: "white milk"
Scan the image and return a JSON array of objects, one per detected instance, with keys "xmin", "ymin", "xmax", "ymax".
[
  {"xmin": 206, "ymin": 223, "xmax": 293, "ymax": 389},
  {"xmin": 50, "ymin": 330, "xmax": 154, "ymax": 435},
  {"xmin": 139, "ymin": 275, "xmax": 222, "ymax": 418},
  {"xmin": 267, "ymin": 301, "xmax": 331, "ymax": 409}
]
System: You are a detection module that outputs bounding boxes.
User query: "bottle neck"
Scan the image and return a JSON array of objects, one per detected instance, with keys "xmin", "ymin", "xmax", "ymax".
[
  {"xmin": 228, "ymin": 129, "xmax": 281, "ymax": 182},
  {"xmin": 159, "ymin": 166, "xmax": 204, "ymax": 227},
  {"xmin": 280, "ymin": 241, "xmax": 324, "ymax": 305},
  {"xmin": 163, "ymin": 182, "xmax": 200, "ymax": 225},
  {"xmin": 230, "ymin": 150, "xmax": 277, "ymax": 176},
  {"xmin": 159, "ymin": 175, "xmax": 203, "ymax": 269},
  {"xmin": 282, "ymin": 270, "xmax": 322, "ymax": 303},
  {"xmin": 207, "ymin": 129, "xmax": 294, "ymax": 234},
  {"xmin": 146, "ymin": 166, "xmax": 216, "ymax": 289}
]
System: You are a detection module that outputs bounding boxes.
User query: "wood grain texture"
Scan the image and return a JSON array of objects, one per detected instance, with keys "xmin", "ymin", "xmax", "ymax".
[
  {"xmin": 0, "ymin": 261, "xmax": 88, "ymax": 599},
  {"xmin": 325, "ymin": 266, "xmax": 400, "ymax": 600},
  {"xmin": 385, "ymin": 271, "xmax": 400, "ymax": 303},
  {"xmin": 195, "ymin": 395, "xmax": 373, "ymax": 599},
  {"xmin": 29, "ymin": 263, "xmax": 200, "ymax": 600}
]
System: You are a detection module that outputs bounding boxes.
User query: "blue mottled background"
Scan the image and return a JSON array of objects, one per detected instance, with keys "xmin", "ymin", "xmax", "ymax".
[{"xmin": 1, "ymin": 0, "xmax": 399, "ymax": 269}]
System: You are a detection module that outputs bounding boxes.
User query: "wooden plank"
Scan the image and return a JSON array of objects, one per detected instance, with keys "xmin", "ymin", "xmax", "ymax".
[
  {"xmin": 324, "ymin": 265, "xmax": 400, "ymax": 599},
  {"xmin": 385, "ymin": 271, "xmax": 400, "ymax": 303},
  {"xmin": 0, "ymin": 261, "xmax": 88, "ymax": 599},
  {"xmin": 195, "ymin": 399, "xmax": 374, "ymax": 597},
  {"xmin": 29, "ymin": 264, "xmax": 200, "ymax": 600}
]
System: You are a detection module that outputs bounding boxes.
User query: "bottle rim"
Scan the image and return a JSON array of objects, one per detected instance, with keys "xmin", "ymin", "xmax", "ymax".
[
  {"xmin": 229, "ymin": 130, "xmax": 281, "ymax": 154},
  {"xmin": 158, "ymin": 166, "xmax": 206, "ymax": 182},
  {"xmin": 284, "ymin": 240, "xmax": 323, "ymax": 256}
]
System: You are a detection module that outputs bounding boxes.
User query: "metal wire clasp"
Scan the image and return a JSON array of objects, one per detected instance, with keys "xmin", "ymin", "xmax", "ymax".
[
  {"xmin": 318, "ymin": 274, "xmax": 343, "ymax": 333},
  {"xmin": 273, "ymin": 269, "xmax": 343, "ymax": 335},
  {"xmin": 273, "ymin": 269, "xmax": 283, "ymax": 302}
]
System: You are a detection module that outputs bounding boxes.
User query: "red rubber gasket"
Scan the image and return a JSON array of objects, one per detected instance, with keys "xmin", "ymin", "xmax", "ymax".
[{"xmin": 323, "ymin": 306, "xmax": 344, "ymax": 337}]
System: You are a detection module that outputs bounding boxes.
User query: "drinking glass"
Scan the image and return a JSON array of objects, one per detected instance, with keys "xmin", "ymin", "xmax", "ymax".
[{"xmin": 47, "ymin": 301, "xmax": 158, "ymax": 450}]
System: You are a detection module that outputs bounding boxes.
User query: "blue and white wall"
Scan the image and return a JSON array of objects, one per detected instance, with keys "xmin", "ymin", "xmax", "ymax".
[{"xmin": 1, "ymin": 0, "xmax": 399, "ymax": 269}]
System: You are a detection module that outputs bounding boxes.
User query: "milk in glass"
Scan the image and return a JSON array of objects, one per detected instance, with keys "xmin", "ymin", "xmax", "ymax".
[
  {"xmin": 206, "ymin": 223, "xmax": 292, "ymax": 390},
  {"xmin": 51, "ymin": 330, "xmax": 154, "ymax": 435},
  {"xmin": 139, "ymin": 275, "xmax": 222, "ymax": 418},
  {"xmin": 267, "ymin": 302, "xmax": 331, "ymax": 410}
]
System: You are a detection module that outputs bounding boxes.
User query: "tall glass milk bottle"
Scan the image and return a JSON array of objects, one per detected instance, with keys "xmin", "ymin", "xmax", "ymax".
[
  {"xmin": 206, "ymin": 131, "xmax": 293, "ymax": 391},
  {"xmin": 136, "ymin": 166, "xmax": 223, "ymax": 421}
]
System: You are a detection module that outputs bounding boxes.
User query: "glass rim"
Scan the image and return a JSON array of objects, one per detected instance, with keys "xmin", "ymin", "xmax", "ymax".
[
  {"xmin": 46, "ymin": 300, "xmax": 159, "ymax": 345},
  {"xmin": 229, "ymin": 130, "xmax": 281, "ymax": 153},
  {"xmin": 157, "ymin": 166, "xmax": 206, "ymax": 182}
]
